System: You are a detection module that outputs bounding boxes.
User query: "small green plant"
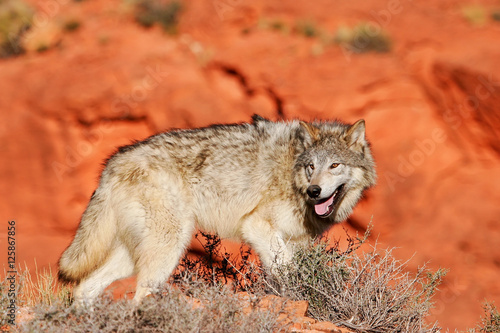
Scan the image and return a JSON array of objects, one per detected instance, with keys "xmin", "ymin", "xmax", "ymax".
[
  {"xmin": 255, "ymin": 18, "xmax": 289, "ymax": 34},
  {"xmin": 36, "ymin": 43, "xmax": 49, "ymax": 53},
  {"xmin": 63, "ymin": 19, "xmax": 81, "ymax": 32},
  {"xmin": 294, "ymin": 19, "xmax": 319, "ymax": 38},
  {"xmin": 491, "ymin": 10, "xmax": 500, "ymax": 22},
  {"xmin": 0, "ymin": 0, "xmax": 34, "ymax": 58},
  {"xmin": 462, "ymin": 5, "xmax": 488, "ymax": 26},
  {"xmin": 269, "ymin": 20, "xmax": 287, "ymax": 33},
  {"xmin": 334, "ymin": 22, "xmax": 392, "ymax": 54},
  {"xmin": 133, "ymin": 0, "xmax": 182, "ymax": 35}
]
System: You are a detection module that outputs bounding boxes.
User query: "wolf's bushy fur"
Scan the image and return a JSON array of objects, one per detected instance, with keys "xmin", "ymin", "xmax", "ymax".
[{"xmin": 58, "ymin": 115, "xmax": 376, "ymax": 304}]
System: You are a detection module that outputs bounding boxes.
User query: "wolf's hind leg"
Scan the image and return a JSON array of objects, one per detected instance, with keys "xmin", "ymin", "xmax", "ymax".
[
  {"xmin": 73, "ymin": 244, "xmax": 134, "ymax": 307},
  {"xmin": 133, "ymin": 209, "xmax": 194, "ymax": 304}
]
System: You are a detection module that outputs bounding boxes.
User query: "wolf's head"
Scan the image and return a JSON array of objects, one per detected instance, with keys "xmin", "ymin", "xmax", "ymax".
[{"xmin": 294, "ymin": 119, "xmax": 376, "ymax": 223}]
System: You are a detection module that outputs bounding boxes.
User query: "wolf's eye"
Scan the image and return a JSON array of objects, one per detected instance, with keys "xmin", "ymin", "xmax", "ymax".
[
  {"xmin": 308, "ymin": 163, "xmax": 315, "ymax": 170},
  {"xmin": 330, "ymin": 163, "xmax": 339, "ymax": 169}
]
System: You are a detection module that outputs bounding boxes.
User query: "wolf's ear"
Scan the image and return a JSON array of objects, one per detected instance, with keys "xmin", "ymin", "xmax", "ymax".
[
  {"xmin": 345, "ymin": 119, "xmax": 366, "ymax": 153},
  {"xmin": 300, "ymin": 121, "xmax": 320, "ymax": 146}
]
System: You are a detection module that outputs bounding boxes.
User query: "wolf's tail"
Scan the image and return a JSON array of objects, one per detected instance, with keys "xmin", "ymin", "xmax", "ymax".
[{"xmin": 58, "ymin": 189, "xmax": 116, "ymax": 283}]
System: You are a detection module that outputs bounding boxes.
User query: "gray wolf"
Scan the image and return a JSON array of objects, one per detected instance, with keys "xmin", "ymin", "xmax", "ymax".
[{"xmin": 58, "ymin": 115, "xmax": 376, "ymax": 305}]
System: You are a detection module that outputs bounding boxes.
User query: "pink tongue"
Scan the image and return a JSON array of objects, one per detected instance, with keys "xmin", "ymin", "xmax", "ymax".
[{"xmin": 314, "ymin": 194, "xmax": 334, "ymax": 216}]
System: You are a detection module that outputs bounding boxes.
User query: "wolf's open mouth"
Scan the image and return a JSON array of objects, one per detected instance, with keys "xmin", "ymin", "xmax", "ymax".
[{"xmin": 314, "ymin": 184, "xmax": 345, "ymax": 218}]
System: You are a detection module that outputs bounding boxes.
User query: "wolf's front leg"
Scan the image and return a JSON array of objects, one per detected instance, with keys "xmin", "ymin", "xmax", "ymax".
[
  {"xmin": 240, "ymin": 214, "xmax": 300, "ymax": 296},
  {"xmin": 240, "ymin": 215, "xmax": 294, "ymax": 273}
]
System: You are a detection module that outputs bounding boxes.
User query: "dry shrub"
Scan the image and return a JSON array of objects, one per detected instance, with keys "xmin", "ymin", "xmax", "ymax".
[
  {"xmin": 466, "ymin": 302, "xmax": 500, "ymax": 333},
  {"xmin": 270, "ymin": 228, "xmax": 446, "ymax": 333},
  {"xmin": 171, "ymin": 231, "xmax": 266, "ymax": 293},
  {"xmin": 173, "ymin": 229, "xmax": 446, "ymax": 332},
  {"xmin": 21, "ymin": 278, "xmax": 288, "ymax": 332}
]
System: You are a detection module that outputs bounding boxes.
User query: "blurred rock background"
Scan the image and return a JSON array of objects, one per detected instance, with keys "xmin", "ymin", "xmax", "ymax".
[{"xmin": 1, "ymin": 0, "xmax": 499, "ymax": 330}]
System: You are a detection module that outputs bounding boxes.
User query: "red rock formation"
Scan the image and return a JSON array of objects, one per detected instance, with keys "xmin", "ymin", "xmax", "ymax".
[{"xmin": 1, "ymin": 0, "xmax": 499, "ymax": 330}]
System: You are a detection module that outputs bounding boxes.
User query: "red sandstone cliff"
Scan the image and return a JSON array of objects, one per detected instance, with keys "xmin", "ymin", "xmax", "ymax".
[{"xmin": 1, "ymin": 0, "xmax": 499, "ymax": 330}]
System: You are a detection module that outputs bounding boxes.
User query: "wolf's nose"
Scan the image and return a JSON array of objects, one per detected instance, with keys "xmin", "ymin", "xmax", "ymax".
[{"xmin": 307, "ymin": 185, "xmax": 321, "ymax": 199}]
